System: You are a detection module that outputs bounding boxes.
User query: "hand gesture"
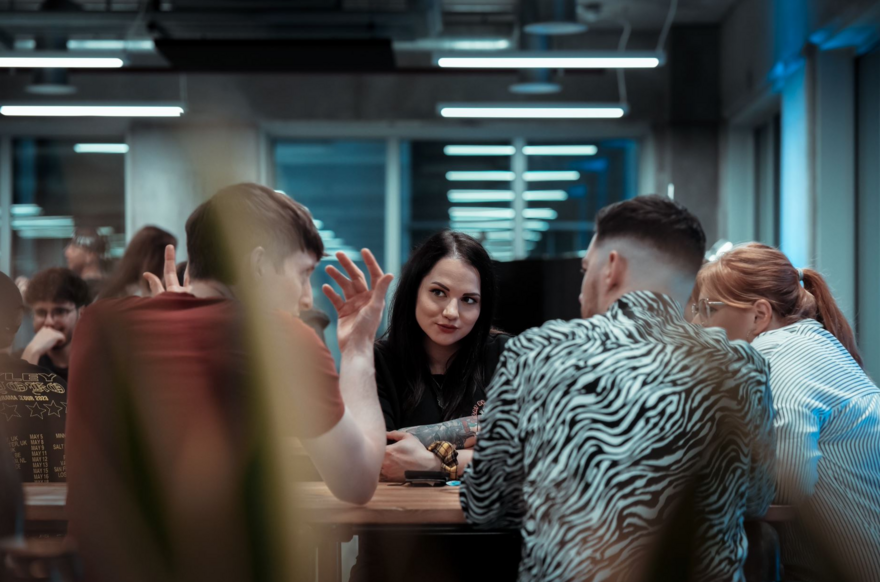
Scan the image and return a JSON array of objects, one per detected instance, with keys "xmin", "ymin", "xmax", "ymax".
[
  {"xmin": 380, "ymin": 431, "xmax": 441, "ymax": 482},
  {"xmin": 23, "ymin": 327, "xmax": 66, "ymax": 364},
  {"xmin": 144, "ymin": 245, "xmax": 192, "ymax": 297},
  {"xmin": 322, "ymin": 249, "xmax": 393, "ymax": 353}
]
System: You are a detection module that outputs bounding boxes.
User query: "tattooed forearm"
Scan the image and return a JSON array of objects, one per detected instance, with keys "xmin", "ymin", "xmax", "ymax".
[{"xmin": 401, "ymin": 415, "xmax": 481, "ymax": 449}]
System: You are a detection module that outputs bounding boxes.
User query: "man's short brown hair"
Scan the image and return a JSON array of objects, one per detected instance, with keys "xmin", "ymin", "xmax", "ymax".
[
  {"xmin": 185, "ymin": 183, "xmax": 324, "ymax": 284},
  {"xmin": 24, "ymin": 268, "xmax": 91, "ymax": 308}
]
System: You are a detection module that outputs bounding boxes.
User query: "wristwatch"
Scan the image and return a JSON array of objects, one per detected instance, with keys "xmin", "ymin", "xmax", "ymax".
[{"xmin": 427, "ymin": 441, "xmax": 458, "ymax": 481}]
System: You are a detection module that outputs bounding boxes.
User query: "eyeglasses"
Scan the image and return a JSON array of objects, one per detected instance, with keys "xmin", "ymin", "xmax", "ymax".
[
  {"xmin": 33, "ymin": 306, "xmax": 75, "ymax": 321},
  {"xmin": 691, "ymin": 298, "xmax": 727, "ymax": 324}
]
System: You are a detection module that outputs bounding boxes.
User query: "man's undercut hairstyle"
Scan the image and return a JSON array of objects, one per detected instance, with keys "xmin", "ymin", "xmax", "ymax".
[
  {"xmin": 185, "ymin": 183, "xmax": 324, "ymax": 284},
  {"xmin": 24, "ymin": 268, "xmax": 90, "ymax": 308},
  {"xmin": 594, "ymin": 195, "xmax": 706, "ymax": 274}
]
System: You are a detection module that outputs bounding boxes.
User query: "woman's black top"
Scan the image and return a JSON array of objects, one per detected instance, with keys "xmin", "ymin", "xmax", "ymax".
[{"xmin": 374, "ymin": 333, "xmax": 512, "ymax": 430}]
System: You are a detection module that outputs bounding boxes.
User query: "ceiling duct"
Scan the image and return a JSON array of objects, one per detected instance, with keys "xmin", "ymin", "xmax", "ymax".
[
  {"xmin": 26, "ymin": 18, "xmax": 77, "ymax": 95},
  {"xmin": 522, "ymin": 0, "xmax": 586, "ymax": 36},
  {"xmin": 508, "ymin": 28, "xmax": 560, "ymax": 94}
]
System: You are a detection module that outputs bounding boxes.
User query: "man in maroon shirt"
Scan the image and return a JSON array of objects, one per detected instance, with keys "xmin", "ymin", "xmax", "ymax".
[{"xmin": 66, "ymin": 183, "xmax": 392, "ymax": 582}]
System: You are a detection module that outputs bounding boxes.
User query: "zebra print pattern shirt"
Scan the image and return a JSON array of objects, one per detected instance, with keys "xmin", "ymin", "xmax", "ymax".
[
  {"xmin": 461, "ymin": 291, "xmax": 776, "ymax": 582},
  {"xmin": 752, "ymin": 319, "xmax": 880, "ymax": 582}
]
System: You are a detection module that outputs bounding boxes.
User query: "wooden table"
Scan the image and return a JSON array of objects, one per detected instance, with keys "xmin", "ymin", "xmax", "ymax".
[{"xmin": 24, "ymin": 483, "xmax": 795, "ymax": 582}]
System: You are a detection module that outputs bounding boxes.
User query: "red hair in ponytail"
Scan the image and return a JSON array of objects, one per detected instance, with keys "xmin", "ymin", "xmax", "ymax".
[{"xmin": 697, "ymin": 243, "xmax": 862, "ymax": 366}]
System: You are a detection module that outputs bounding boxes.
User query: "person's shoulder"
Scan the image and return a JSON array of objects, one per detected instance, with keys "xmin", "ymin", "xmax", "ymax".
[
  {"xmin": 688, "ymin": 323, "xmax": 769, "ymax": 374},
  {"xmin": 501, "ymin": 318, "xmax": 593, "ymax": 358}
]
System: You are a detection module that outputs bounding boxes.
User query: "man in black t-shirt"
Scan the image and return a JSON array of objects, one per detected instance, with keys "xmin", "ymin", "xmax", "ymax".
[
  {"xmin": 1, "ymin": 271, "xmax": 67, "ymax": 483},
  {"xmin": 19, "ymin": 268, "xmax": 90, "ymax": 383}
]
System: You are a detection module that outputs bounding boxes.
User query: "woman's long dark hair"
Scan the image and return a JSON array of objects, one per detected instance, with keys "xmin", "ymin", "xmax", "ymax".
[
  {"xmin": 98, "ymin": 226, "xmax": 177, "ymax": 300},
  {"xmin": 384, "ymin": 231, "xmax": 498, "ymax": 421}
]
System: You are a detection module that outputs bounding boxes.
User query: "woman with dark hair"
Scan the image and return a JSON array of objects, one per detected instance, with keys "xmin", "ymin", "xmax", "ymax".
[
  {"xmin": 351, "ymin": 231, "xmax": 516, "ymax": 582},
  {"xmin": 97, "ymin": 226, "xmax": 177, "ymax": 300},
  {"xmin": 377, "ymin": 230, "xmax": 510, "ymax": 482}
]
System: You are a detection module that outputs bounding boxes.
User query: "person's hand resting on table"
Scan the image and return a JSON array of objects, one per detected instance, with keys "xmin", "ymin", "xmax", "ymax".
[{"xmin": 380, "ymin": 431, "xmax": 442, "ymax": 482}]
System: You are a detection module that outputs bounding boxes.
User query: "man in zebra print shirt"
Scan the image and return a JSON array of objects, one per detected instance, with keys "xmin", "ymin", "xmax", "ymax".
[{"xmin": 461, "ymin": 196, "xmax": 776, "ymax": 582}]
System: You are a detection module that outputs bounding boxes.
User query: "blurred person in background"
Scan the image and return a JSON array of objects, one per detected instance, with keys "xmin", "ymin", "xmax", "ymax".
[
  {"xmin": 97, "ymin": 226, "xmax": 177, "ymax": 300},
  {"xmin": 65, "ymin": 183, "xmax": 391, "ymax": 582},
  {"xmin": 65, "ymin": 227, "xmax": 109, "ymax": 301},
  {"xmin": 696, "ymin": 243, "xmax": 880, "ymax": 582},
  {"xmin": 461, "ymin": 196, "xmax": 775, "ymax": 582},
  {"xmin": 0, "ymin": 271, "xmax": 67, "ymax": 484},
  {"xmin": 19, "ymin": 268, "xmax": 90, "ymax": 383},
  {"xmin": 377, "ymin": 231, "xmax": 510, "ymax": 482}
]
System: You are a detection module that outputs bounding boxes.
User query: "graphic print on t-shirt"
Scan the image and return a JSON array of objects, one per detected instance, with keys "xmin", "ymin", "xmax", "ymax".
[{"xmin": 0, "ymin": 370, "xmax": 67, "ymax": 482}]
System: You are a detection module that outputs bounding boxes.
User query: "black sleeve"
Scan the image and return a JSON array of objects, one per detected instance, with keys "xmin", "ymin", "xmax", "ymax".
[
  {"xmin": 374, "ymin": 343, "xmax": 400, "ymax": 431},
  {"xmin": 483, "ymin": 333, "xmax": 514, "ymax": 382}
]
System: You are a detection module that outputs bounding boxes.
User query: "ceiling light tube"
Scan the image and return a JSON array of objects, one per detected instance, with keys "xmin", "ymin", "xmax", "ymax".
[
  {"xmin": 447, "ymin": 190, "xmax": 515, "ymax": 203},
  {"xmin": 524, "ymin": 171, "xmax": 580, "ymax": 182},
  {"xmin": 525, "ymin": 220, "xmax": 550, "ymax": 231},
  {"xmin": 524, "ymin": 190, "xmax": 568, "ymax": 201},
  {"xmin": 445, "ymin": 171, "xmax": 515, "ymax": 181},
  {"xmin": 0, "ymin": 53, "xmax": 125, "ymax": 68},
  {"xmin": 73, "ymin": 143, "xmax": 129, "ymax": 154},
  {"xmin": 0, "ymin": 105, "xmax": 184, "ymax": 117},
  {"xmin": 523, "ymin": 145, "xmax": 598, "ymax": 156},
  {"xmin": 449, "ymin": 208, "xmax": 516, "ymax": 220},
  {"xmin": 435, "ymin": 51, "xmax": 663, "ymax": 69},
  {"xmin": 522, "ymin": 208, "xmax": 559, "ymax": 220},
  {"xmin": 443, "ymin": 145, "xmax": 516, "ymax": 156},
  {"xmin": 438, "ymin": 103, "xmax": 627, "ymax": 119},
  {"xmin": 451, "ymin": 221, "xmax": 514, "ymax": 230}
]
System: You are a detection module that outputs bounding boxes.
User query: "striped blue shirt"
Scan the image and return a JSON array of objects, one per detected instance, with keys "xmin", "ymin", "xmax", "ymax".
[{"xmin": 753, "ymin": 319, "xmax": 880, "ymax": 582}]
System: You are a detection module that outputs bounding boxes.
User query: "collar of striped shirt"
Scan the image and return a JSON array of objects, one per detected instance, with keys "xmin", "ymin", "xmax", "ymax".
[{"xmin": 612, "ymin": 290, "xmax": 684, "ymax": 323}]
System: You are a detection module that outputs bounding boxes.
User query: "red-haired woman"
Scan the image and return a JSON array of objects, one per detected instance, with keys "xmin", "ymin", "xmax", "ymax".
[{"xmin": 695, "ymin": 242, "xmax": 880, "ymax": 582}]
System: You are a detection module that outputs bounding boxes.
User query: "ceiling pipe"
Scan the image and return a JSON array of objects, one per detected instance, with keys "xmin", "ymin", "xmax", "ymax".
[{"xmin": 522, "ymin": 0, "xmax": 586, "ymax": 36}]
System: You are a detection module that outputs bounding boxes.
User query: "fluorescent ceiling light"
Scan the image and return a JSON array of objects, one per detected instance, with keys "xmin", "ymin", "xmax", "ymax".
[
  {"xmin": 0, "ymin": 54, "xmax": 124, "ymax": 68},
  {"xmin": 312, "ymin": 219, "xmax": 324, "ymax": 229},
  {"xmin": 395, "ymin": 38, "xmax": 511, "ymax": 51},
  {"xmin": 449, "ymin": 208, "xmax": 516, "ymax": 220},
  {"xmin": 446, "ymin": 171, "xmax": 515, "ymax": 181},
  {"xmin": 522, "ymin": 208, "xmax": 558, "ymax": 220},
  {"xmin": 523, "ymin": 145, "xmax": 598, "ymax": 156},
  {"xmin": 448, "ymin": 190, "xmax": 514, "ymax": 203},
  {"xmin": 443, "ymin": 145, "xmax": 515, "ymax": 156},
  {"xmin": 67, "ymin": 39, "xmax": 155, "ymax": 51},
  {"xmin": 484, "ymin": 230, "xmax": 543, "ymax": 242},
  {"xmin": 318, "ymin": 230, "xmax": 336, "ymax": 239},
  {"xmin": 73, "ymin": 143, "xmax": 129, "ymax": 154},
  {"xmin": 0, "ymin": 105, "xmax": 184, "ymax": 117},
  {"xmin": 436, "ymin": 51, "xmax": 662, "ymax": 69},
  {"xmin": 438, "ymin": 104, "xmax": 626, "ymax": 119},
  {"xmin": 524, "ymin": 190, "xmax": 568, "ymax": 201},
  {"xmin": 9, "ymin": 204, "xmax": 43, "ymax": 217},
  {"xmin": 12, "ymin": 216, "xmax": 74, "ymax": 229},
  {"xmin": 451, "ymin": 221, "xmax": 514, "ymax": 231},
  {"xmin": 525, "ymin": 220, "xmax": 550, "ymax": 231},
  {"xmin": 524, "ymin": 171, "xmax": 580, "ymax": 182}
]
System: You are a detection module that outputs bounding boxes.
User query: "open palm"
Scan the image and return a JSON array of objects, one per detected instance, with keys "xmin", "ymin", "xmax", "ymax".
[{"xmin": 322, "ymin": 249, "xmax": 393, "ymax": 353}]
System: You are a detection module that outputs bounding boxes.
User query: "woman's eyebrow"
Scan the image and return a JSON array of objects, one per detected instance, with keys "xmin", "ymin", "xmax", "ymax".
[
  {"xmin": 430, "ymin": 281, "xmax": 450, "ymax": 291},
  {"xmin": 463, "ymin": 292, "xmax": 481, "ymax": 298}
]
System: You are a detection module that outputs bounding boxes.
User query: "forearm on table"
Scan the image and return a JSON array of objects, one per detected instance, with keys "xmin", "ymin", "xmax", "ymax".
[
  {"xmin": 400, "ymin": 415, "xmax": 480, "ymax": 448},
  {"xmin": 455, "ymin": 449, "xmax": 473, "ymax": 477},
  {"xmin": 338, "ymin": 342, "xmax": 386, "ymax": 455}
]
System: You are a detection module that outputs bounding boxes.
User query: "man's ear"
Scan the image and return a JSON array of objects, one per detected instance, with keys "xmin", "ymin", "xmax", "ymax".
[
  {"xmin": 752, "ymin": 298, "xmax": 774, "ymax": 336},
  {"xmin": 605, "ymin": 250, "xmax": 627, "ymax": 293},
  {"xmin": 249, "ymin": 246, "xmax": 267, "ymax": 279}
]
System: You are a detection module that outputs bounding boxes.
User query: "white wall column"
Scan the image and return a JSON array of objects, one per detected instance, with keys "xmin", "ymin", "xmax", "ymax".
[
  {"xmin": 718, "ymin": 126, "xmax": 756, "ymax": 244},
  {"xmin": 126, "ymin": 124, "xmax": 262, "ymax": 259},
  {"xmin": 0, "ymin": 138, "xmax": 12, "ymax": 275},
  {"xmin": 779, "ymin": 59, "xmax": 813, "ymax": 270}
]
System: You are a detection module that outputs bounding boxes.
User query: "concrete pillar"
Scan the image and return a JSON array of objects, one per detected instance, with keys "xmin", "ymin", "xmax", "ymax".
[{"xmin": 125, "ymin": 123, "xmax": 262, "ymax": 260}]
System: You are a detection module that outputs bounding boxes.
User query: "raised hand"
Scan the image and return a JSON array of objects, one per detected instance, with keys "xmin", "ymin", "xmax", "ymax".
[
  {"xmin": 322, "ymin": 249, "xmax": 393, "ymax": 353},
  {"xmin": 143, "ymin": 244, "xmax": 192, "ymax": 297}
]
